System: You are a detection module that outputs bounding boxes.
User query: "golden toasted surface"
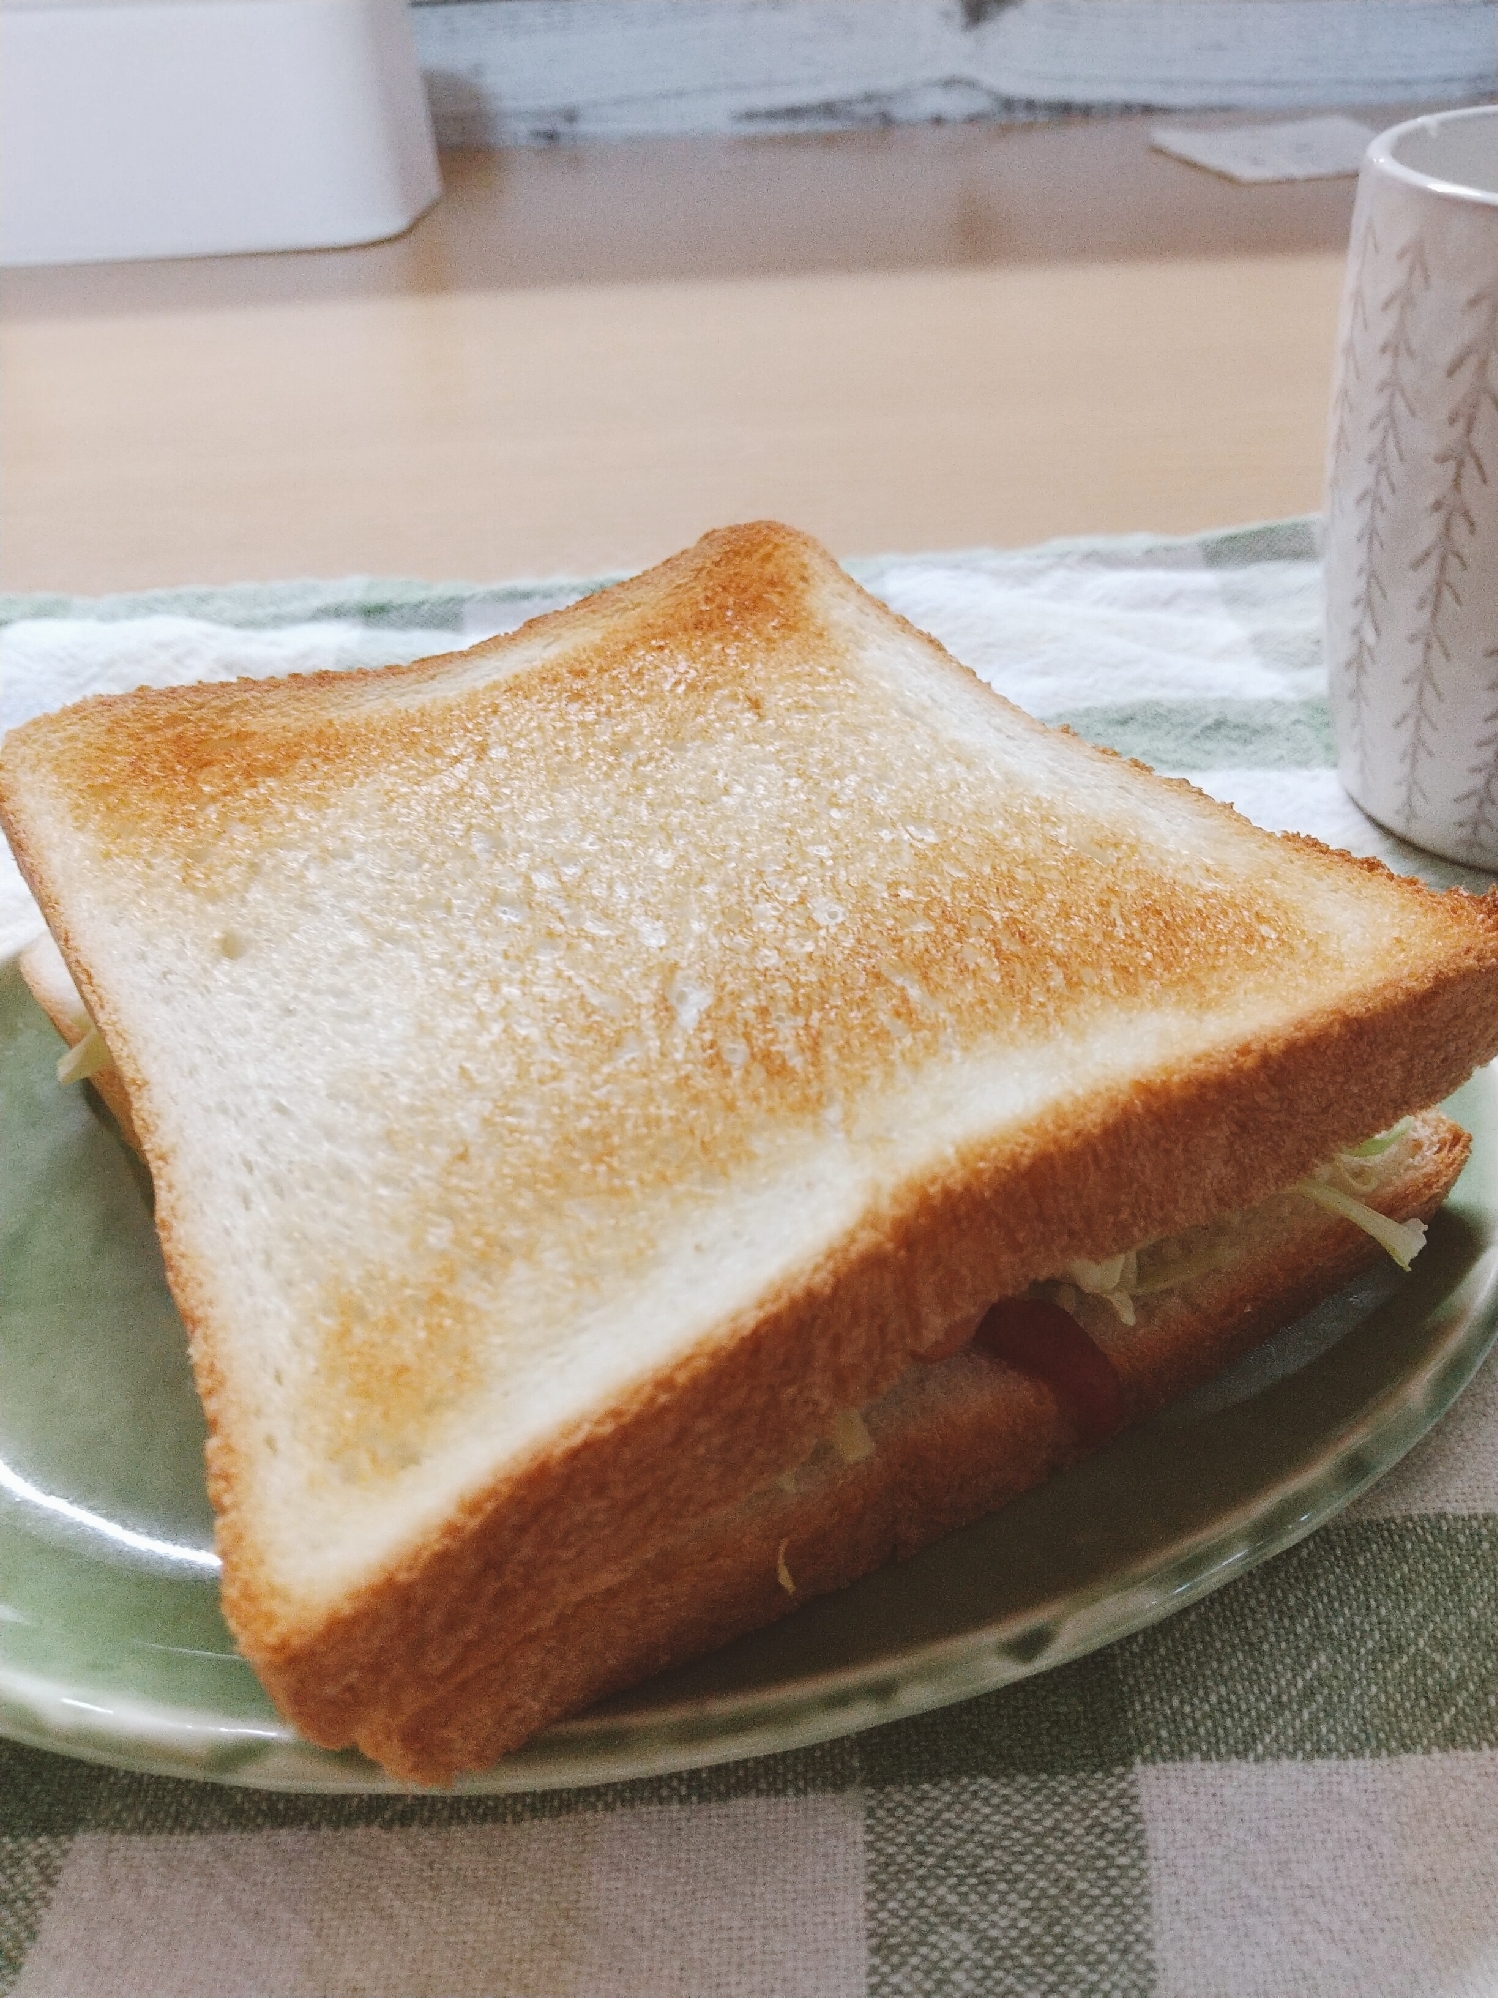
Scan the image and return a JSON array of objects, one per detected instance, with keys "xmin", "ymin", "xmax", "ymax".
[
  {"xmin": 4, "ymin": 522, "xmax": 1498, "ymax": 1761},
  {"xmin": 13, "ymin": 525, "xmax": 1324, "ymax": 1218}
]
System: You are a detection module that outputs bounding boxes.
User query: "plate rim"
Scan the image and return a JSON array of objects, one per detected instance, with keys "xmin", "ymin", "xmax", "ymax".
[{"xmin": 5, "ymin": 1275, "xmax": 1495, "ymax": 1794}]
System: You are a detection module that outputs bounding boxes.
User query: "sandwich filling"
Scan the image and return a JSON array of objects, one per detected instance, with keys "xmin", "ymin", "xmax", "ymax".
[{"xmin": 812, "ymin": 1120, "xmax": 1433, "ymax": 1468}]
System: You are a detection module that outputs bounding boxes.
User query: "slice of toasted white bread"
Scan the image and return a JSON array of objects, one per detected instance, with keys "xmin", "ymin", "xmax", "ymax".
[{"xmin": 2, "ymin": 521, "xmax": 1497, "ymax": 1778}]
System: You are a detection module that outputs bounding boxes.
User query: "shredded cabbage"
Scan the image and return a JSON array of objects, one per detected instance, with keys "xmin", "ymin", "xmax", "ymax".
[
  {"xmin": 1330, "ymin": 1155, "xmax": 1382, "ymax": 1195},
  {"xmin": 1130, "ymin": 1240, "xmax": 1237, "ymax": 1295},
  {"xmin": 1297, "ymin": 1178, "xmax": 1427, "ymax": 1271},
  {"xmin": 830, "ymin": 1407, "xmax": 875, "ymax": 1464},
  {"xmin": 1043, "ymin": 1119, "xmax": 1424, "ymax": 1318},
  {"xmin": 1063, "ymin": 1252, "xmax": 1138, "ymax": 1324},
  {"xmin": 57, "ymin": 1027, "xmax": 110, "ymax": 1086},
  {"xmin": 1067, "ymin": 1253, "xmax": 1127, "ymax": 1295},
  {"xmin": 776, "ymin": 1538, "xmax": 796, "ymax": 1595},
  {"xmin": 1342, "ymin": 1118, "xmax": 1412, "ymax": 1160}
]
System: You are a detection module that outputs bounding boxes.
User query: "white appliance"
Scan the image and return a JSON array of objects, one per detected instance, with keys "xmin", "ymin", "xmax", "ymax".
[{"xmin": 1, "ymin": 0, "xmax": 441, "ymax": 266}]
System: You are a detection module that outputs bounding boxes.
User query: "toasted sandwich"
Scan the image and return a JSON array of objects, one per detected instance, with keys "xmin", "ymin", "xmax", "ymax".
[{"xmin": 3, "ymin": 521, "xmax": 1496, "ymax": 1782}]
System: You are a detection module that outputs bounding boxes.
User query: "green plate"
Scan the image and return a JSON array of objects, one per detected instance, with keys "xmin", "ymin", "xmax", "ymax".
[{"xmin": 3, "ymin": 949, "xmax": 1497, "ymax": 1793}]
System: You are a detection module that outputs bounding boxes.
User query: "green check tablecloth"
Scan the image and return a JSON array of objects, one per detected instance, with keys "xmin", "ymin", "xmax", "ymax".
[{"xmin": 3, "ymin": 518, "xmax": 1496, "ymax": 1997}]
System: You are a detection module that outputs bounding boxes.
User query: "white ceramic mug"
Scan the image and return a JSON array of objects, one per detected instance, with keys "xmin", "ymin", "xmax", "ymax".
[{"xmin": 1324, "ymin": 105, "xmax": 1498, "ymax": 871}]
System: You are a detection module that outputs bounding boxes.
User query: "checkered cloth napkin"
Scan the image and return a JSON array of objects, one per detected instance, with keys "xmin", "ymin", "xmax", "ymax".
[{"xmin": 3, "ymin": 519, "xmax": 1496, "ymax": 1997}]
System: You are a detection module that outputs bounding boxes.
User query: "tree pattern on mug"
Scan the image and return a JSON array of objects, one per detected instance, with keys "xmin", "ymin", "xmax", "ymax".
[
  {"xmin": 1324, "ymin": 173, "xmax": 1498, "ymax": 868},
  {"xmin": 1456, "ymin": 647, "xmax": 1498, "ymax": 858},
  {"xmin": 1328, "ymin": 221, "xmax": 1426, "ymax": 790},
  {"xmin": 1396, "ymin": 277, "xmax": 1498, "ymax": 823}
]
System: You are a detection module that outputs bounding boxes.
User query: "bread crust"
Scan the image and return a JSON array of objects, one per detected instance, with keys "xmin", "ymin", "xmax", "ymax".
[{"xmin": 4, "ymin": 523, "xmax": 1498, "ymax": 1778}]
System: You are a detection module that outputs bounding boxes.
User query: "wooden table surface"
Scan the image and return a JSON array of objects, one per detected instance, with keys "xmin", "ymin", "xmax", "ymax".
[{"xmin": 2, "ymin": 112, "xmax": 1404, "ymax": 596}]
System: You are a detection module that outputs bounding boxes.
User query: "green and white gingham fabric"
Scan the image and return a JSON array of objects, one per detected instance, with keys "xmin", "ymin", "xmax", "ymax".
[{"xmin": 3, "ymin": 518, "xmax": 1497, "ymax": 1997}]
